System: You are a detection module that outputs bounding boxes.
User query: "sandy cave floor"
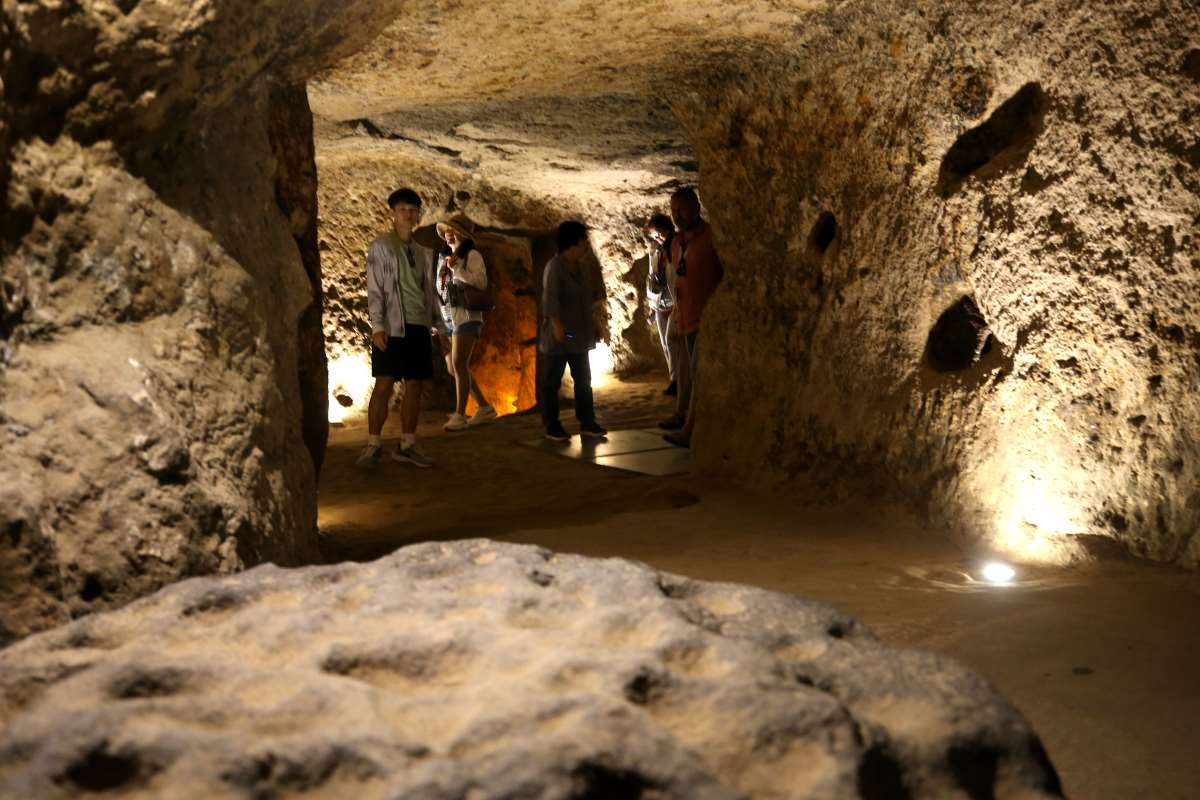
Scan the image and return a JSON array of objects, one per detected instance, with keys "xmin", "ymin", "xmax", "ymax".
[{"xmin": 318, "ymin": 377, "xmax": 1200, "ymax": 800}]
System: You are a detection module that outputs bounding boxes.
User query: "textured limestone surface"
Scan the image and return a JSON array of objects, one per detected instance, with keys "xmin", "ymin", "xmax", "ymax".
[
  {"xmin": 0, "ymin": 540, "xmax": 1062, "ymax": 799},
  {"xmin": 0, "ymin": 0, "xmax": 400, "ymax": 641},
  {"xmin": 307, "ymin": 0, "xmax": 827, "ymax": 118},
  {"xmin": 677, "ymin": 0, "xmax": 1200, "ymax": 566}
]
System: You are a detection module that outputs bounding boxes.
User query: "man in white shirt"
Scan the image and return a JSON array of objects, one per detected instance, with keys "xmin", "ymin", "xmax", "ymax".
[{"xmin": 356, "ymin": 188, "xmax": 445, "ymax": 469}]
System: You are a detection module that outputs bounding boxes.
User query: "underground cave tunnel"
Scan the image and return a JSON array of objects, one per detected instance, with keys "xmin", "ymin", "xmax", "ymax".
[{"xmin": 1, "ymin": 1, "xmax": 1198, "ymax": 798}]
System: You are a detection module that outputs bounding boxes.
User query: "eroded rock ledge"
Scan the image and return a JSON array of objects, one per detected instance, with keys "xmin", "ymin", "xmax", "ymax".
[{"xmin": 0, "ymin": 540, "xmax": 1062, "ymax": 799}]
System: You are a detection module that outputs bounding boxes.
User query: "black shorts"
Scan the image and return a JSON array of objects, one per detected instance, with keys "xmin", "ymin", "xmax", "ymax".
[{"xmin": 370, "ymin": 326, "xmax": 433, "ymax": 380}]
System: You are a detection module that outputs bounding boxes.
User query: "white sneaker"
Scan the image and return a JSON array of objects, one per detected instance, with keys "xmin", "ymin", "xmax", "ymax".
[
  {"xmin": 468, "ymin": 405, "xmax": 498, "ymax": 426},
  {"xmin": 444, "ymin": 413, "xmax": 469, "ymax": 432}
]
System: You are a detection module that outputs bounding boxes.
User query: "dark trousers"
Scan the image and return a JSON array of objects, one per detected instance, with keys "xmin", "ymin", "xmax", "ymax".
[
  {"xmin": 675, "ymin": 330, "xmax": 699, "ymax": 418},
  {"xmin": 540, "ymin": 352, "xmax": 595, "ymax": 428}
]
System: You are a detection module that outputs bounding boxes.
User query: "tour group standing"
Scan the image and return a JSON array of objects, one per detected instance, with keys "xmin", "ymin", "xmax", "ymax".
[{"xmin": 354, "ymin": 185, "xmax": 721, "ymax": 468}]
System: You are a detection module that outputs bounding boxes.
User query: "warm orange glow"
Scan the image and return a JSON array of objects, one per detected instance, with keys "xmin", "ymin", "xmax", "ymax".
[
  {"xmin": 992, "ymin": 461, "xmax": 1089, "ymax": 565},
  {"xmin": 468, "ymin": 392, "xmax": 518, "ymax": 417}
]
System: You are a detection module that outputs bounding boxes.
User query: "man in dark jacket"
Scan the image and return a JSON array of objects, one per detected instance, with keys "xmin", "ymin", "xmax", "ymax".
[{"xmin": 539, "ymin": 221, "xmax": 609, "ymax": 442}]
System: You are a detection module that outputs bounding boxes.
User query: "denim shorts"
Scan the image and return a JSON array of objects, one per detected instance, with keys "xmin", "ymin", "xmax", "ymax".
[{"xmin": 447, "ymin": 320, "xmax": 483, "ymax": 338}]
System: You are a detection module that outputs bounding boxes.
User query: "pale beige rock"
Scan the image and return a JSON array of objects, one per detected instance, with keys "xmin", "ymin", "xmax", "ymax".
[
  {"xmin": 307, "ymin": 0, "xmax": 829, "ymax": 119},
  {"xmin": 0, "ymin": 540, "xmax": 1063, "ymax": 799}
]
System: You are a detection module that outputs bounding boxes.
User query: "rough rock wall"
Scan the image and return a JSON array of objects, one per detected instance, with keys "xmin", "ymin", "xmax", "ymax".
[
  {"xmin": 0, "ymin": 1, "xmax": 396, "ymax": 641},
  {"xmin": 684, "ymin": 1, "xmax": 1200, "ymax": 565},
  {"xmin": 0, "ymin": 540, "xmax": 1063, "ymax": 799}
]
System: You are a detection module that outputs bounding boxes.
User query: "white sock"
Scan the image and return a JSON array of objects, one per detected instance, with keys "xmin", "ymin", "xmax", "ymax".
[
  {"xmin": 401, "ymin": 433, "xmax": 416, "ymax": 449},
  {"xmin": 367, "ymin": 434, "xmax": 381, "ymax": 447}
]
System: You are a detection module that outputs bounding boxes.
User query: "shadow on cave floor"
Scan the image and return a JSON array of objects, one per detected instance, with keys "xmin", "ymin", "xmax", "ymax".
[
  {"xmin": 318, "ymin": 377, "xmax": 696, "ymax": 564},
  {"xmin": 319, "ymin": 377, "xmax": 1200, "ymax": 800}
]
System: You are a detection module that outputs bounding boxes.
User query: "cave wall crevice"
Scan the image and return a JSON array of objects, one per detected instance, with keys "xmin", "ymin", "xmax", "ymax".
[{"xmin": 267, "ymin": 83, "xmax": 329, "ymax": 475}]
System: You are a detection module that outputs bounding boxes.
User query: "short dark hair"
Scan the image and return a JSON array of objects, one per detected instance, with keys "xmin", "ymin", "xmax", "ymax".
[
  {"xmin": 647, "ymin": 213, "xmax": 673, "ymax": 235},
  {"xmin": 670, "ymin": 186, "xmax": 700, "ymax": 206},
  {"xmin": 388, "ymin": 187, "xmax": 422, "ymax": 208},
  {"xmin": 556, "ymin": 220, "xmax": 588, "ymax": 253}
]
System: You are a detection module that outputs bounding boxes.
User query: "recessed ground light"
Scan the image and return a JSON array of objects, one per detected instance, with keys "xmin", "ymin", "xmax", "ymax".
[{"xmin": 981, "ymin": 562, "xmax": 1016, "ymax": 585}]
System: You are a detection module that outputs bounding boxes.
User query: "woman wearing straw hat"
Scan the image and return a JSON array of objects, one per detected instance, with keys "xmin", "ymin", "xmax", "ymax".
[{"xmin": 434, "ymin": 214, "xmax": 497, "ymax": 431}]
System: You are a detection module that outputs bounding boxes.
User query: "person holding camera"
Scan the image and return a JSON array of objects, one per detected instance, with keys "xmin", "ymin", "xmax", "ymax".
[
  {"xmin": 434, "ymin": 214, "xmax": 497, "ymax": 432},
  {"xmin": 538, "ymin": 221, "xmax": 608, "ymax": 442},
  {"xmin": 644, "ymin": 213, "xmax": 682, "ymax": 397}
]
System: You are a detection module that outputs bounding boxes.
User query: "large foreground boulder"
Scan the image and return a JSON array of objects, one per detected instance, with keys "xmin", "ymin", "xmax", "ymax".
[{"xmin": 0, "ymin": 540, "xmax": 1061, "ymax": 799}]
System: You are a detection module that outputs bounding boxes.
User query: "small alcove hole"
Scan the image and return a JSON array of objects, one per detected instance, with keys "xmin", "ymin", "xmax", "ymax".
[
  {"xmin": 924, "ymin": 296, "xmax": 994, "ymax": 373},
  {"xmin": 62, "ymin": 746, "xmax": 145, "ymax": 792},
  {"xmin": 857, "ymin": 744, "xmax": 911, "ymax": 800},
  {"xmin": 808, "ymin": 211, "xmax": 838, "ymax": 254},
  {"xmin": 1183, "ymin": 49, "xmax": 1200, "ymax": 82},
  {"xmin": 937, "ymin": 82, "xmax": 1047, "ymax": 196},
  {"xmin": 80, "ymin": 574, "xmax": 104, "ymax": 603}
]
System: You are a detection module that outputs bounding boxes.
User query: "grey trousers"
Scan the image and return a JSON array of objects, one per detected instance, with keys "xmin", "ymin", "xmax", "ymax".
[{"xmin": 655, "ymin": 307, "xmax": 685, "ymax": 382}]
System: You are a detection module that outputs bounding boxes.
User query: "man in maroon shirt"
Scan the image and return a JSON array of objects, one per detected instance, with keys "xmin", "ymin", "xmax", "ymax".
[{"xmin": 661, "ymin": 187, "xmax": 723, "ymax": 448}]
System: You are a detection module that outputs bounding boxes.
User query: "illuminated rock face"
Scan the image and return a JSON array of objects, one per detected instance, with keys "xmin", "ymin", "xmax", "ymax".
[
  {"xmin": 0, "ymin": 540, "xmax": 1063, "ymax": 799},
  {"xmin": 683, "ymin": 0, "xmax": 1200, "ymax": 565},
  {"xmin": 0, "ymin": 1, "xmax": 395, "ymax": 641},
  {"xmin": 463, "ymin": 232, "xmax": 541, "ymax": 414}
]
